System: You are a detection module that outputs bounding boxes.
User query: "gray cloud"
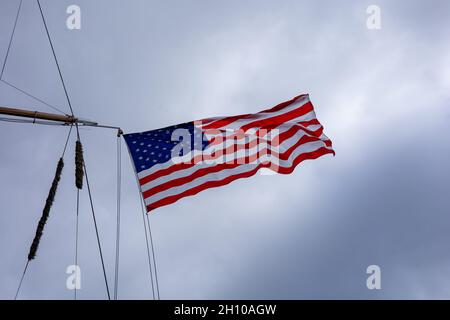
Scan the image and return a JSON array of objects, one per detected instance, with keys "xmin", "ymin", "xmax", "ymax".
[{"xmin": 0, "ymin": 0, "xmax": 449, "ymax": 299}]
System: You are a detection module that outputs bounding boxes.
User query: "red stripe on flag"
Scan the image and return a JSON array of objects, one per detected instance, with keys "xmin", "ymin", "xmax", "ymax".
[
  {"xmin": 201, "ymin": 94, "xmax": 308, "ymax": 130},
  {"xmin": 239, "ymin": 102, "xmax": 314, "ymax": 132},
  {"xmin": 139, "ymin": 124, "xmax": 325, "ymax": 187},
  {"xmin": 142, "ymin": 135, "xmax": 331, "ymax": 199},
  {"xmin": 146, "ymin": 146, "xmax": 333, "ymax": 212}
]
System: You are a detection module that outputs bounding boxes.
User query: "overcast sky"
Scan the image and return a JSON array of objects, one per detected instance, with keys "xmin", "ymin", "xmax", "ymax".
[{"xmin": 1, "ymin": 0, "xmax": 450, "ymax": 299}]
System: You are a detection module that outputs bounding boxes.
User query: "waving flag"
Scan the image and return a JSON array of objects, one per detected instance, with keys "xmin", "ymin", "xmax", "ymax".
[{"xmin": 124, "ymin": 94, "xmax": 334, "ymax": 212}]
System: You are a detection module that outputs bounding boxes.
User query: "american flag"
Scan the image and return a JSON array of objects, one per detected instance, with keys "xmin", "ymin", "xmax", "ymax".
[{"xmin": 124, "ymin": 94, "xmax": 334, "ymax": 212}]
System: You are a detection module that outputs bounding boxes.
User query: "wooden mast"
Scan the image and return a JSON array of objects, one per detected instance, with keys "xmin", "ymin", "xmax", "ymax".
[{"xmin": 0, "ymin": 105, "xmax": 97, "ymax": 126}]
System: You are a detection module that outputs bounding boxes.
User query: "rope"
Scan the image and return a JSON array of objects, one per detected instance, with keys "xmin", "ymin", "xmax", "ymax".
[
  {"xmin": 113, "ymin": 133, "xmax": 122, "ymax": 300},
  {"xmin": 14, "ymin": 125, "xmax": 72, "ymax": 299},
  {"xmin": 140, "ymin": 195, "xmax": 156, "ymax": 300},
  {"xmin": 0, "ymin": 79, "xmax": 67, "ymax": 115},
  {"xmin": 146, "ymin": 214, "xmax": 161, "ymax": 300},
  {"xmin": 37, "ymin": 0, "xmax": 111, "ymax": 300},
  {"xmin": 27, "ymin": 158, "xmax": 64, "ymax": 261},
  {"xmin": 74, "ymin": 189, "xmax": 80, "ymax": 300},
  {"xmin": 74, "ymin": 131, "xmax": 82, "ymax": 299},
  {"xmin": 62, "ymin": 124, "xmax": 73, "ymax": 157},
  {"xmin": 36, "ymin": 0, "xmax": 75, "ymax": 117},
  {"xmin": 75, "ymin": 140, "xmax": 84, "ymax": 189},
  {"xmin": 1, "ymin": 0, "xmax": 23, "ymax": 80},
  {"xmin": 82, "ymin": 146, "xmax": 112, "ymax": 300},
  {"xmin": 14, "ymin": 260, "xmax": 28, "ymax": 300},
  {"xmin": 0, "ymin": 0, "xmax": 66, "ymax": 115},
  {"xmin": 0, "ymin": 117, "xmax": 66, "ymax": 126},
  {"xmin": 124, "ymin": 143, "xmax": 156, "ymax": 299}
]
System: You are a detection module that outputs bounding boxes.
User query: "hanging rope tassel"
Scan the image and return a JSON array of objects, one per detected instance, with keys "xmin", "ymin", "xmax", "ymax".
[
  {"xmin": 75, "ymin": 139, "xmax": 84, "ymax": 189},
  {"xmin": 28, "ymin": 157, "xmax": 64, "ymax": 261}
]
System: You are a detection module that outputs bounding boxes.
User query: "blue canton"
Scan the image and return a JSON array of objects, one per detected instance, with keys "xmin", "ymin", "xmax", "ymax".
[{"xmin": 124, "ymin": 122, "xmax": 209, "ymax": 173}]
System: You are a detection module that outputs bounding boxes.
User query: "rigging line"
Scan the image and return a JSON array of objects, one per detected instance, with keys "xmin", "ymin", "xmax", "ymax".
[
  {"xmin": 0, "ymin": 117, "xmax": 65, "ymax": 126},
  {"xmin": 125, "ymin": 142, "xmax": 156, "ymax": 300},
  {"xmin": 62, "ymin": 124, "xmax": 74, "ymax": 157},
  {"xmin": 146, "ymin": 214, "xmax": 161, "ymax": 300},
  {"xmin": 14, "ymin": 260, "xmax": 29, "ymax": 300},
  {"xmin": 14, "ymin": 124, "xmax": 72, "ymax": 300},
  {"xmin": 0, "ymin": 79, "xmax": 67, "ymax": 115},
  {"xmin": 0, "ymin": 116, "xmax": 123, "ymax": 132},
  {"xmin": 74, "ymin": 189, "xmax": 80, "ymax": 300},
  {"xmin": 36, "ymin": 0, "xmax": 75, "ymax": 117},
  {"xmin": 1, "ymin": 0, "xmax": 23, "ymax": 80},
  {"xmin": 79, "ymin": 123, "xmax": 122, "ymax": 131},
  {"xmin": 113, "ymin": 134, "xmax": 122, "ymax": 300},
  {"xmin": 80, "ymin": 136, "xmax": 111, "ymax": 300},
  {"xmin": 70, "ymin": 125, "xmax": 83, "ymax": 300},
  {"xmin": 37, "ymin": 1, "xmax": 111, "ymax": 300},
  {"xmin": 140, "ymin": 195, "xmax": 156, "ymax": 300}
]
